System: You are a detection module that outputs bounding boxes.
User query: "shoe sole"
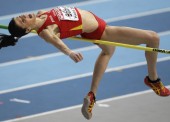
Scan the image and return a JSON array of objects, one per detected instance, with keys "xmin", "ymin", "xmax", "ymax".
[{"xmin": 81, "ymin": 97, "xmax": 92, "ymax": 120}]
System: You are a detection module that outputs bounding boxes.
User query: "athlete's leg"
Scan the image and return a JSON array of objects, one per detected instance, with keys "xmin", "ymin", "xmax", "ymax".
[
  {"xmin": 90, "ymin": 45, "xmax": 115, "ymax": 95},
  {"xmin": 101, "ymin": 26, "xmax": 170, "ymax": 96},
  {"xmin": 81, "ymin": 45, "xmax": 115, "ymax": 120}
]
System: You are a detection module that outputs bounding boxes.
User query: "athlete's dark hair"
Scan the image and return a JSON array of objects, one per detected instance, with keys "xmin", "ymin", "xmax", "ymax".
[{"xmin": 0, "ymin": 18, "xmax": 28, "ymax": 49}]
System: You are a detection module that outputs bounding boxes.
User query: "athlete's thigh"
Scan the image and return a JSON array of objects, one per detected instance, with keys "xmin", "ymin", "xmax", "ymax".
[{"xmin": 101, "ymin": 26, "xmax": 154, "ymax": 45}]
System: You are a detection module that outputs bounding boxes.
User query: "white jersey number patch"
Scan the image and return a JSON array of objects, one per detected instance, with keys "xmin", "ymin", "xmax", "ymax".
[{"xmin": 55, "ymin": 6, "xmax": 79, "ymax": 21}]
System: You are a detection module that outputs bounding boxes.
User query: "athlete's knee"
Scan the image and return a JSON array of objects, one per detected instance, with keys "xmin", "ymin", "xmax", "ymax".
[
  {"xmin": 147, "ymin": 31, "xmax": 160, "ymax": 47},
  {"xmin": 101, "ymin": 48, "xmax": 115, "ymax": 57}
]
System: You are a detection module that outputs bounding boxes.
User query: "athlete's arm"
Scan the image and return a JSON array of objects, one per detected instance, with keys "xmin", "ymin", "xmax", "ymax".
[{"xmin": 39, "ymin": 29, "xmax": 83, "ymax": 62}]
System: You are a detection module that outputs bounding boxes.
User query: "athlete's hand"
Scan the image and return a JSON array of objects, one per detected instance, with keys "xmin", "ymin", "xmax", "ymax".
[{"xmin": 69, "ymin": 51, "xmax": 83, "ymax": 63}]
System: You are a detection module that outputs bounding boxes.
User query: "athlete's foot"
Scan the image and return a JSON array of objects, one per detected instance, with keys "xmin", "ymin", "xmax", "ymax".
[
  {"xmin": 81, "ymin": 91, "xmax": 96, "ymax": 120},
  {"xmin": 144, "ymin": 76, "xmax": 170, "ymax": 96}
]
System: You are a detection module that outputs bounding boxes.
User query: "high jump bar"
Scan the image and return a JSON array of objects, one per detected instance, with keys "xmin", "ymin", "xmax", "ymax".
[{"xmin": 0, "ymin": 24, "xmax": 170, "ymax": 54}]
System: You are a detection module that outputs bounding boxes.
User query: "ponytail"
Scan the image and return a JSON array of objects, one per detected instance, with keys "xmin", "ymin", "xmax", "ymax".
[
  {"xmin": 0, "ymin": 33, "xmax": 19, "ymax": 49},
  {"xmin": 0, "ymin": 18, "xmax": 26, "ymax": 49}
]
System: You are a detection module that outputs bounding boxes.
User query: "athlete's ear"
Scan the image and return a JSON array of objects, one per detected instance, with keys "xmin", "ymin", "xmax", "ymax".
[{"xmin": 25, "ymin": 27, "xmax": 32, "ymax": 33}]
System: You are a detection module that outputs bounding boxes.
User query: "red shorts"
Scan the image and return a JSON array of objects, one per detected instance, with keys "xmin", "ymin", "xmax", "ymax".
[{"xmin": 81, "ymin": 13, "xmax": 106, "ymax": 40}]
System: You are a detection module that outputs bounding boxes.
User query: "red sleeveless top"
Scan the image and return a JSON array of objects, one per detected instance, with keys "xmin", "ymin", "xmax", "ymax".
[{"xmin": 37, "ymin": 7, "xmax": 82, "ymax": 39}]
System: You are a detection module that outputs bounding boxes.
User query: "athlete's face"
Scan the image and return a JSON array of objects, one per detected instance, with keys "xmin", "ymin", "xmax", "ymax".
[{"xmin": 14, "ymin": 13, "xmax": 36, "ymax": 32}]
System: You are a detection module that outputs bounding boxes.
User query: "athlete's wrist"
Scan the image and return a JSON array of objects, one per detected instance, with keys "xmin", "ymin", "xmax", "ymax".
[{"xmin": 68, "ymin": 51, "xmax": 74, "ymax": 56}]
